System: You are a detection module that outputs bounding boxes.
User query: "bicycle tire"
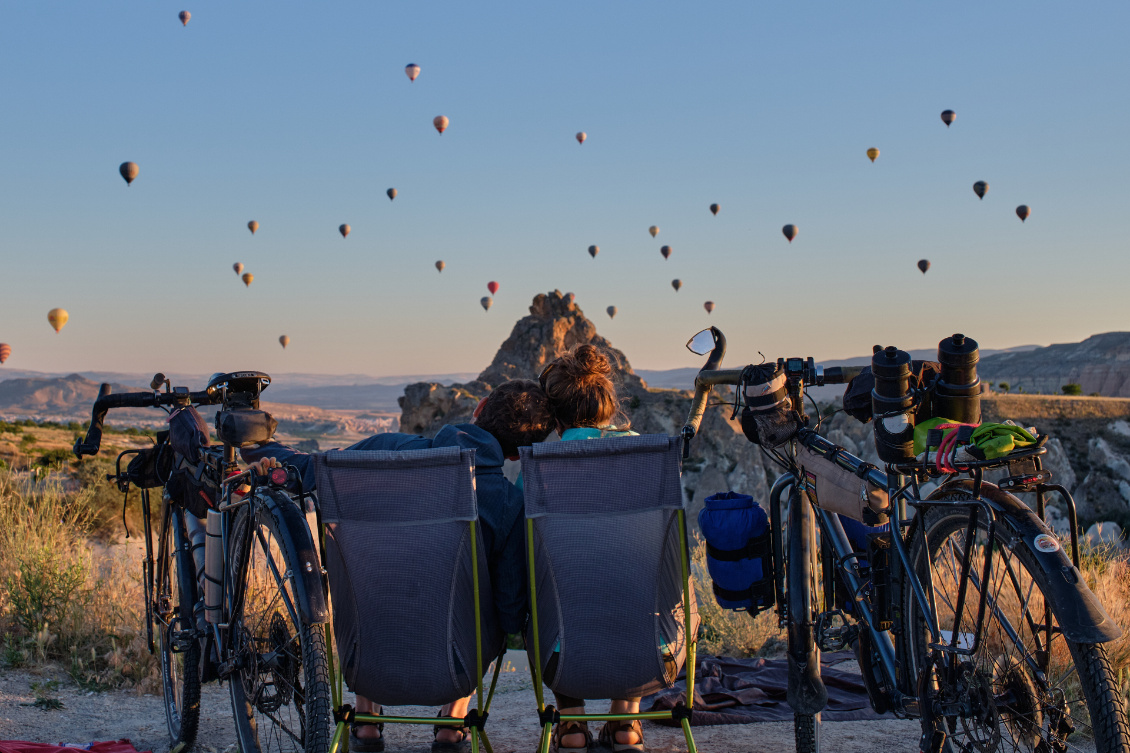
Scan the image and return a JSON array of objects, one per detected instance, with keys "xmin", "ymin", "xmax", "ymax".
[
  {"xmin": 156, "ymin": 501, "xmax": 202, "ymax": 751},
  {"xmin": 795, "ymin": 712, "xmax": 822, "ymax": 753},
  {"xmin": 903, "ymin": 487, "xmax": 1130, "ymax": 753},
  {"xmin": 786, "ymin": 485, "xmax": 823, "ymax": 753},
  {"xmin": 227, "ymin": 497, "xmax": 333, "ymax": 753}
]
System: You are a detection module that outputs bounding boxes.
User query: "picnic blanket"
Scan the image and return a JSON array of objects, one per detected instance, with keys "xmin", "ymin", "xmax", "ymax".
[
  {"xmin": 0, "ymin": 741, "xmax": 150, "ymax": 753},
  {"xmin": 642, "ymin": 652, "xmax": 888, "ymax": 725}
]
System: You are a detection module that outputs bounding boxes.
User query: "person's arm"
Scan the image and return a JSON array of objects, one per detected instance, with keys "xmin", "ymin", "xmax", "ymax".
[{"xmin": 240, "ymin": 441, "xmax": 316, "ymax": 493}]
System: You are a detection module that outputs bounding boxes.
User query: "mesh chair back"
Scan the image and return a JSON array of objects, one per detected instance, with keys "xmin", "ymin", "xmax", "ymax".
[
  {"xmin": 313, "ymin": 447, "xmax": 502, "ymax": 706},
  {"xmin": 519, "ymin": 434, "xmax": 697, "ymax": 701}
]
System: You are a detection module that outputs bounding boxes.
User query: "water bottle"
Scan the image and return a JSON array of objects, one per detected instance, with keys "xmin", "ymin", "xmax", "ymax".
[
  {"xmin": 935, "ymin": 333, "xmax": 981, "ymax": 425},
  {"xmin": 204, "ymin": 509, "xmax": 224, "ymax": 624},
  {"xmin": 871, "ymin": 346, "xmax": 916, "ymax": 463},
  {"xmin": 184, "ymin": 511, "xmax": 208, "ymax": 630}
]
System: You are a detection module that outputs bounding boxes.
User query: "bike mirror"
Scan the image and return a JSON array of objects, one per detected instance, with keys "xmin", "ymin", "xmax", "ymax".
[{"xmin": 687, "ymin": 329, "xmax": 716, "ymax": 356}]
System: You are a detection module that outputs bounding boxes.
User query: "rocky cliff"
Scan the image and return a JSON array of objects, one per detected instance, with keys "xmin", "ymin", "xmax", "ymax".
[{"xmin": 979, "ymin": 332, "xmax": 1130, "ymax": 396}]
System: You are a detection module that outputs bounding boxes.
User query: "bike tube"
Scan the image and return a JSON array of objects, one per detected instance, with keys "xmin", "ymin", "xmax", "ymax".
[
  {"xmin": 769, "ymin": 473, "xmax": 796, "ymax": 625},
  {"xmin": 170, "ymin": 505, "xmax": 199, "ymax": 634}
]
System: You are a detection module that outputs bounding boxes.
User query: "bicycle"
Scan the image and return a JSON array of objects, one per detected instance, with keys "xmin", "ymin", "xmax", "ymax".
[
  {"xmin": 75, "ymin": 371, "xmax": 333, "ymax": 753},
  {"xmin": 681, "ymin": 327, "xmax": 1129, "ymax": 753}
]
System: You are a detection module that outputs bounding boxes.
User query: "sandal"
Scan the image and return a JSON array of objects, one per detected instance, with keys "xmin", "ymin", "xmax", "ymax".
[
  {"xmin": 551, "ymin": 719, "xmax": 593, "ymax": 753},
  {"xmin": 597, "ymin": 719, "xmax": 645, "ymax": 752},
  {"xmin": 432, "ymin": 710, "xmax": 470, "ymax": 753},
  {"xmin": 349, "ymin": 706, "xmax": 385, "ymax": 753}
]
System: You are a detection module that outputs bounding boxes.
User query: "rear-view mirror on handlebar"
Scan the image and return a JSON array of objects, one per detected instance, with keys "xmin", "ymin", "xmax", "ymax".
[{"xmin": 687, "ymin": 329, "xmax": 717, "ymax": 355}]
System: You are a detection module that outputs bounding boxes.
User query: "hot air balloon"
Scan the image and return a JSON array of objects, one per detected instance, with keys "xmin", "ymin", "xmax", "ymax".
[
  {"xmin": 588, "ymin": 245, "xmax": 599, "ymax": 258},
  {"xmin": 405, "ymin": 63, "xmax": 420, "ymax": 82},
  {"xmin": 649, "ymin": 226, "xmax": 659, "ymax": 238},
  {"xmin": 941, "ymin": 110, "xmax": 956, "ymax": 127},
  {"xmin": 339, "ymin": 224, "xmax": 351, "ymax": 238},
  {"xmin": 279, "ymin": 335, "xmax": 290, "ymax": 349},
  {"xmin": 434, "ymin": 115, "xmax": 449, "ymax": 134},
  {"xmin": 710, "ymin": 203, "xmax": 719, "ymax": 216},
  {"xmin": 606, "ymin": 306, "xmax": 617, "ymax": 319},
  {"xmin": 233, "ymin": 262, "xmax": 244, "ymax": 275},
  {"xmin": 565, "ymin": 292, "xmax": 575, "ymax": 304},
  {"xmin": 576, "ymin": 132, "xmax": 586, "ymax": 145},
  {"xmin": 435, "ymin": 260, "xmax": 445, "ymax": 272},
  {"xmin": 242, "ymin": 273, "xmax": 253, "ymax": 287},
  {"xmin": 704, "ymin": 301, "xmax": 715, "ymax": 314},
  {"xmin": 782, "ymin": 224, "xmax": 797, "ymax": 242},
  {"xmin": 48, "ymin": 308, "xmax": 68, "ymax": 333},
  {"xmin": 179, "ymin": 10, "xmax": 190, "ymax": 26},
  {"xmin": 1016, "ymin": 205, "xmax": 1030, "ymax": 222},
  {"xmin": 918, "ymin": 259, "xmax": 930, "ymax": 275},
  {"xmin": 0, "ymin": 344, "xmax": 11, "ymax": 364},
  {"xmin": 660, "ymin": 245, "xmax": 672, "ymax": 259},
  {"xmin": 973, "ymin": 181, "xmax": 988, "ymax": 200},
  {"xmin": 867, "ymin": 148, "xmax": 880, "ymax": 163},
  {"xmin": 487, "ymin": 281, "xmax": 499, "ymax": 295},
  {"xmin": 387, "ymin": 188, "xmax": 397, "ymax": 201},
  {"xmin": 119, "ymin": 162, "xmax": 139, "ymax": 186},
  {"xmin": 671, "ymin": 279, "xmax": 682, "ymax": 292},
  {"xmin": 247, "ymin": 220, "xmax": 259, "ymax": 235},
  {"xmin": 480, "ymin": 297, "xmax": 492, "ymax": 311}
]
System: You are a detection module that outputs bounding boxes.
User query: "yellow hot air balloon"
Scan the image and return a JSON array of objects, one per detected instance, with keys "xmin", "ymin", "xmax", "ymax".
[
  {"xmin": 649, "ymin": 225, "xmax": 659, "ymax": 238},
  {"xmin": 435, "ymin": 260, "xmax": 445, "ymax": 272},
  {"xmin": 248, "ymin": 220, "xmax": 259, "ymax": 235},
  {"xmin": 179, "ymin": 10, "xmax": 190, "ymax": 26},
  {"xmin": 339, "ymin": 224, "xmax": 351, "ymax": 238},
  {"xmin": 242, "ymin": 273, "xmax": 253, "ymax": 287},
  {"xmin": 119, "ymin": 162, "xmax": 139, "ymax": 186},
  {"xmin": 279, "ymin": 335, "xmax": 290, "ymax": 349},
  {"xmin": 405, "ymin": 63, "xmax": 420, "ymax": 81},
  {"xmin": 576, "ymin": 132, "xmax": 586, "ymax": 145},
  {"xmin": 434, "ymin": 115, "xmax": 449, "ymax": 134},
  {"xmin": 233, "ymin": 262, "xmax": 244, "ymax": 275},
  {"xmin": 48, "ymin": 308, "xmax": 68, "ymax": 333},
  {"xmin": 867, "ymin": 148, "xmax": 879, "ymax": 163}
]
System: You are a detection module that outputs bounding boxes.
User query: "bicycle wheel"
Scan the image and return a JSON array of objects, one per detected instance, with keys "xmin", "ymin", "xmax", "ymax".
[
  {"xmin": 228, "ymin": 495, "xmax": 332, "ymax": 753},
  {"xmin": 155, "ymin": 501, "xmax": 202, "ymax": 750},
  {"xmin": 904, "ymin": 485, "xmax": 1130, "ymax": 753},
  {"xmin": 786, "ymin": 485, "xmax": 823, "ymax": 753}
]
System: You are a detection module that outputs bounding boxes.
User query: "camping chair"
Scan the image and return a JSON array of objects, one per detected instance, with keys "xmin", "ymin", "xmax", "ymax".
[
  {"xmin": 518, "ymin": 434, "xmax": 699, "ymax": 753},
  {"xmin": 312, "ymin": 446, "xmax": 506, "ymax": 753}
]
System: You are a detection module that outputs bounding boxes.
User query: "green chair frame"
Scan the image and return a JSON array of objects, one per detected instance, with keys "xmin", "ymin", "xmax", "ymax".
[
  {"xmin": 320, "ymin": 517, "xmax": 505, "ymax": 753},
  {"xmin": 525, "ymin": 509, "xmax": 698, "ymax": 753}
]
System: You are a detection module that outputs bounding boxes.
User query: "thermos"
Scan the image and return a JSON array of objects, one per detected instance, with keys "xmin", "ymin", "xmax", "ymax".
[
  {"xmin": 871, "ymin": 346, "xmax": 916, "ymax": 463},
  {"xmin": 184, "ymin": 508, "xmax": 208, "ymax": 630},
  {"xmin": 204, "ymin": 509, "xmax": 224, "ymax": 624},
  {"xmin": 935, "ymin": 333, "xmax": 981, "ymax": 425}
]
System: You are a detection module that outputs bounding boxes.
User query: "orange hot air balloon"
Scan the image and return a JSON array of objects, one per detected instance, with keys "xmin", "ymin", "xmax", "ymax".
[
  {"xmin": 660, "ymin": 245, "xmax": 672, "ymax": 259},
  {"xmin": 867, "ymin": 147, "xmax": 880, "ymax": 163},
  {"xmin": 435, "ymin": 260, "xmax": 445, "ymax": 272},
  {"xmin": 671, "ymin": 279, "xmax": 682, "ymax": 292},
  {"xmin": 387, "ymin": 188, "xmax": 397, "ymax": 201},
  {"xmin": 279, "ymin": 335, "xmax": 290, "ymax": 349},
  {"xmin": 576, "ymin": 132, "xmax": 586, "ymax": 144},
  {"xmin": 782, "ymin": 224, "xmax": 797, "ymax": 242},
  {"xmin": 703, "ymin": 301, "xmax": 715, "ymax": 314},
  {"xmin": 434, "ymin": 115, "xmax": 449, "ymax": 134},
  {"xmin": 179, "ymin": 10, "xmax": 190, "ymax": 26},
  {"xmin": 405, "ymin": 63, "xmax": 420, "ymax": 81},
  {"xmin": 973, "ymin": 181, "xmax": 988, "ymax": 200},
  {"xmin": 480, "ymin": 296, "xmax": 492, "ymax": 311},
  {"xmin": 588, "ymin": 245, "xmax": 599, "ymax": 258},
  {"xmin": 247, "ymin": 220, "xmax": 259, "ymax": 235},
  {"xmin": 917, "ymin": 259, "xmax": 930, "ymax": 274},
  {"xmin": 233, "ymin": 262, "xmax": 244, "ymax": 275},
  {"xmin": 709, "ymin": 203, "xmax": 719, "ymax": 216},
  {"xmin": 606, "ymin": 306, "xmax": 617, "ymax": 319},
  {"xmin": 241, "ymin": 273, "xmax": 253, "ymax": 287},
  {"xmin": 119, "ymin": 162, "xmax": 139, "ymax": 186},
  {"xmin": 48, "ymin": 308, "xmax": 68, "ymax": 333},
  {"xmin": 339, "ymin": 224, "xmax": 351, "ymax": 238},
  {"xmin": 649, "ymin": 225, "xmax": 659, "ymax": 238},
  {"xmin": 941, "ymin": 110, "xmax": 956, "ymax": 127},
  {"xmin": 1016, "ymin": 205, "xmax": 1030, "ymax": 222},
  {"xmin": 0, "ymin": 343, "xmax": 11, "ymax": 364},
  {"xmin": 487, "ymin": 281, "xmax": 499, "ymax": 295},
  {"xmin": 565, "ymin": 292, "xmax": 575, "ymax": 304}
]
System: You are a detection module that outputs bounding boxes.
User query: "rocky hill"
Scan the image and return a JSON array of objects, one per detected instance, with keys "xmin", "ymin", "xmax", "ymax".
[
  {"xmin": 0, "ymin": 374, "xmax": 134, "ymax": 416},
  {"xmin": 978, "ymin": 332, "xmax": 1130, "ymax": 396}
]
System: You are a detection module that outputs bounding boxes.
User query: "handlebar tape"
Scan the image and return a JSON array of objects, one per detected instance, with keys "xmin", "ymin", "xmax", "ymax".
[{"xmin": 72, "ymin": 387, "xmax": 217, "ymax": 458}]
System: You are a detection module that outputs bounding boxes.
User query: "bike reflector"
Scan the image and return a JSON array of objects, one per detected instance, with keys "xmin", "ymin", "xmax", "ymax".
[{"xmin": 269, "ymin": 467, "xmax": 289, "ymax": 486}]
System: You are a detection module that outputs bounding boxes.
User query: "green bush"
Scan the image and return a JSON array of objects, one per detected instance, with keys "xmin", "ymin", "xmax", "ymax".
[
  {"xmin": 36, "ymin": 449, "xmax": 73, "ymax": 469},
  {"xmin": 998, "ymin": 382, "xmax": 1010, "ymax": 393},
  {"xmin": 1062, "ymin": 384, "xmax": 1084, "ymax": 396}
]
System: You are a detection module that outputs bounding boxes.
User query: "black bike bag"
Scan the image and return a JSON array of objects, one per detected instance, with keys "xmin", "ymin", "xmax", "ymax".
[
  {"xmin": 739, "ymin": 363, "xmax": 799, "ymax": 449},
  {"xmin": 697, "ymin": 491, "xmax": 774, "ymax": 613},
  {"xmin": 123, "ymin": 431, "xmax": 171, "ymax": 488},
  {"xmin": 215, "ymin": 410, "xmax": 277, "ymax": 448}
]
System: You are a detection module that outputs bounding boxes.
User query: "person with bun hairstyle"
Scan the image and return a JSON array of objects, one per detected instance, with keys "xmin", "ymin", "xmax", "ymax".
[{"xmin": 536, "ymin": 344, "xmax": 644, "ymax": 752}]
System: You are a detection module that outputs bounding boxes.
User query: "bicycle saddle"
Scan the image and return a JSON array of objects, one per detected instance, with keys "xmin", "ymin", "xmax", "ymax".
[{"xmin": 206, "ymin": 371, "xmax": 271, "ymax": 396}]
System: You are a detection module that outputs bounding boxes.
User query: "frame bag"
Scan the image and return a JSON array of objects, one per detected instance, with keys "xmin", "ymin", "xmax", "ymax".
[
  {"xmin": 698, "ymin": 491, "xmax": 774, "ymax": 613},
  {"xmin": 800, "ymin": 444, "xmax": 889, "ymax": 522}
]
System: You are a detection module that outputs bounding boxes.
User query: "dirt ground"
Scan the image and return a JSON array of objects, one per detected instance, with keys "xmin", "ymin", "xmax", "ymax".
[{"xmin": 0, "ymin": 663, "xmax": 926, "ymax": 753}]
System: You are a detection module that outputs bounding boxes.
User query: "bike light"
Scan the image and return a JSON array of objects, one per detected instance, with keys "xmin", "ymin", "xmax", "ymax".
[{"xmin": 269, "ymin": 467, "xmax": 289, "ymax": 486}]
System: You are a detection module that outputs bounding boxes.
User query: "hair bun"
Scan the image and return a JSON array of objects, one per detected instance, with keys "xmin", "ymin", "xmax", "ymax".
[{"xmin": 572, "ymin": 344, "xmax": 612, "ymax": 378}]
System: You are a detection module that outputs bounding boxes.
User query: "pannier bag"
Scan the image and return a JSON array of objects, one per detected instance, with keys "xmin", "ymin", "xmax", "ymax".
[
  {"xmin": 800, "ymin": 444, "xmax": 889, "ymax": 522},
  {"xmin": 739, "ymin": 363, "xmax": 798, "ymax": 449},
  {"xmin": 698, "ymin": 491, "xmax": 774, "ymax": 613}
]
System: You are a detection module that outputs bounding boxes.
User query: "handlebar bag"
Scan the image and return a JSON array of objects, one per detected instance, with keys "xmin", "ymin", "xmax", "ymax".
[
  {"xmin": 739, "ymin": 364, "xmax": 798, "ymax": 449},
  {"xmin": 842, "ymin": 361, "xmax": 942, "ymax": 424},
  {"xmin": 215, "ymin": 409, "xmax": 277, "ymax": 448},
  {"xmin": 166, "ymin": 407, "xmax": 217, "ymax": 517},
  {"xmin": 124, "ymin": 431, "xmax": 171, "ymax": 488},
  {"xmin": 799, "ymin": 445, "xmax": 889, "ymax": 522},
  {"xmin": 697, "ymin": 491, "xmax": 774, "ymax": 613}
]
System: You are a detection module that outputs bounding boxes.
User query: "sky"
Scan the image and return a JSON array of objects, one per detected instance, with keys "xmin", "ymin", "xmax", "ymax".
[{"xmin": 1, "ymin": 1, "xmax": 1128, "ymax": 380}]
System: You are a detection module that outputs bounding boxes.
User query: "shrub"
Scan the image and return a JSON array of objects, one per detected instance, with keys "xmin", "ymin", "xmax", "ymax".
[
  {"xmin": 690, "ymin": 536, "xmax": 783, "ymax": 658},
  {"xmin": 998, "ymin": 382, "xmax": 1010, "ymax": 393},
  {"xmin": 36, "ymin": 449, "xmax": 74, "ymax": 469},
  {"xmin": 1062, "ymin": 384, "xmax": 1084, "ymax": 396}
]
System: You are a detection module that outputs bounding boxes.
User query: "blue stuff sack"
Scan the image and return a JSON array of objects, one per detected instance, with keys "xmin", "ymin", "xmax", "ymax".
[{"xmin": 698, "ymin": 491, "xmax": 775, "ymax": 613}]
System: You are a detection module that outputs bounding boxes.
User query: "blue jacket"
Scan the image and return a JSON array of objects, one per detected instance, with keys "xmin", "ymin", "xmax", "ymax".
[{"xmin": 242, "ymin": 424, "xmax": 528, "ymax": 634}]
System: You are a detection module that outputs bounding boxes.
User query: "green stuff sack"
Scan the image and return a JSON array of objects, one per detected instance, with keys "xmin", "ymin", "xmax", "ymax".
[{"xmin": 969, "ymin": 423, "xmax": 1037, "ymax": 459}]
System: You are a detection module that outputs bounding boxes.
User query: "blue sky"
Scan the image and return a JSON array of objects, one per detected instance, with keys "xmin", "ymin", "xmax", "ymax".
[{"xmin": 1, "ymin": 1, "xmax": 1127, "ymax": 379}]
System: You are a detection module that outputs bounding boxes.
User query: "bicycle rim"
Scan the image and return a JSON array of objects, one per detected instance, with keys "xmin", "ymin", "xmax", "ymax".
[
  {"xmin": 905, "ymin": 493, "xmax": 1130, "ymax": 752},
  {"xmin": 228, "ymin": 501, "xmax": 332, "ymax": 753},
  {"xmin": 156, "ymin": 504, "xmax": 201, "ymax": 748}
]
